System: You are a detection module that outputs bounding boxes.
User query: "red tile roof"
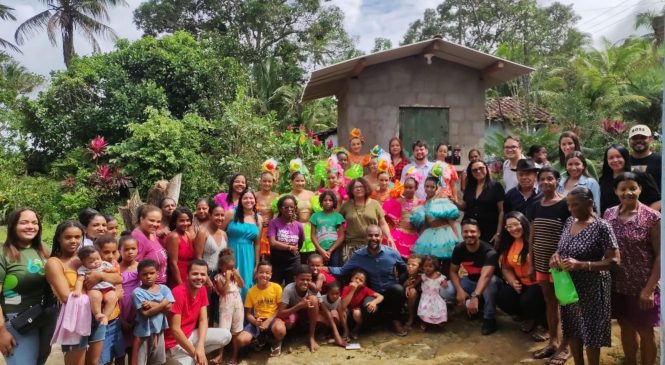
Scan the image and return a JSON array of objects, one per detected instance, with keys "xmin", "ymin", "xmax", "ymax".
[{"xmin": 486, "ymin": 97, "xmax": 555, "ymax": 124}]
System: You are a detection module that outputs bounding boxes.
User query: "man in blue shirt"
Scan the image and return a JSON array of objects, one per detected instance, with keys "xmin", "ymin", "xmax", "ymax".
[{"xmin": 329, "ymin": 224, "xmax": 408, "ymax": 335}]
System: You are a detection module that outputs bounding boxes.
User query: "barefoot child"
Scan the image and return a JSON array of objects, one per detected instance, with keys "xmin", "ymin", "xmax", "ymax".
[
  {"xmin": 404, "ymin": 254, "xmax": 422, "ymax": 329},
  {"xmin": 418, "ymin": 256, "xmax": 448, "ymax": 330},
  {"xmin": 75, "ymin": 246, "xmax": 118, "ymax": 325},
  {"xmin": 234, "ymin": 262, "xmax": 286, "ymax": 361},
  {"xmin": 340, "ymin": 269, "xmax": 383, "ymax": 340},
  {"xmin": 213, "ymin": 248, "xmax": 244, "ymax": 364},
  {"xmin": 310, "ymin": 191, "xmax": 345, "ymax": 266},
  {"xmin": 277, "ymin": 265, "xmax": 322, "ymax": 352},
  {"xmin": 130, "ymin": 259, "xmax": 175, "ymax": 365},
  {"xmin": 317, "ymin": 281, "xmax": 348, "ymax": 347}
]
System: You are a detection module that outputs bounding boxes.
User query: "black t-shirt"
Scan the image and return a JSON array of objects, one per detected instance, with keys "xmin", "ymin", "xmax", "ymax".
[
  {"xmin": 462, "ymin": 181, "xmax": 505, "ymax": 242},
  {"xmin": 451, "ymin": 241, "xmax": 498, "ymax": 282},
  {"xmin": 630, "ymin": 153, "xmax": 661, "ymax": 192}
]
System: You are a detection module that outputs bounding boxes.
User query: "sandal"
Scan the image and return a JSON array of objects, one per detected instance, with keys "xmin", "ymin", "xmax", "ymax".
[
  {"xmin": 531, "ymin": 326, "xmax": 550, "ymax": 342},
  {"xmin": 533, "ymin": 344, "xmax": 557, "ymax": 359},
  {"xmin": 270, "ymin": 343, "xmax": 282, "ymax": 357},
  {"xmin": 546, "ymin": 351, "xmax": 571, "ymax": 365}
]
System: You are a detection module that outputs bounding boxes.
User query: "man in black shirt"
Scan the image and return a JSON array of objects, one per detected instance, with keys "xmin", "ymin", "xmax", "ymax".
[
  {"xmin": 443, "ymin": 219, "xmax": 500, "ymax": 335},
  {"xmin": 504, "ymin": 159, "xmax": 543, "ymax": 215},
  {"xmin": 629, "ymin": 124, "xmax": 661, "ymax": 192}
]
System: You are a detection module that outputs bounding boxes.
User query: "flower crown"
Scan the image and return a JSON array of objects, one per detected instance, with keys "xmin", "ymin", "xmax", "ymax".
[
  {"xmin": 404, "ymin": 166, "xmax": 423, "ymax": 186},
  {"xmin": 289, "ymin": 158, "xmax": 308, "ymax": 176},
  {"xmin": 376, "ymin": 158, "xmax": 395, "ymax": 178},
  {"xmin": 350, "ymin": 128, "xmax": 365, "ymax": 144},
  {"xmin": 326, "ymin": 159, "xmax": 344, "ymax": 177},
  {"xmin": 261, "ymin": 158, "xmax": 279, "ymax": 180}
]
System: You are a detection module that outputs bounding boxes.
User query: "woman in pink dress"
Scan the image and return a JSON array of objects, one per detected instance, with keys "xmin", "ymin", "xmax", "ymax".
[{"xmin": 383, "ymin": 175, "xmax": 422, "ymax": 257}]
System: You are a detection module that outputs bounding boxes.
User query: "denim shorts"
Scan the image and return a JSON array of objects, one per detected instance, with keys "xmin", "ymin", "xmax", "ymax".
[
  {"xmin": 100, "ymin": 318, "xmax": 125, "ymax": 364},
  {"xmin": 61, "ymin": 319, "xmax": 106, "ymax": 352}
]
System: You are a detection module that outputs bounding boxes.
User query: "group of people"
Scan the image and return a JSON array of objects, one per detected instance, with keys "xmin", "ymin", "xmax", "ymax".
[{"xmin": 0, "ymin": 125, "xmax": 660, "ymax": 365}]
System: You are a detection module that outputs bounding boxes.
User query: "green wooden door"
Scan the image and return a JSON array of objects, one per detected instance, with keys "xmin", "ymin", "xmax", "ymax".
[{"xmin": 399, "ymin": 107, "xmax": 450, "ymax": 160}]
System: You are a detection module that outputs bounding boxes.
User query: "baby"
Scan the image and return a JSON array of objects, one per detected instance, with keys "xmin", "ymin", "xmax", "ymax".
[{"xmin": 75, "ymin": 245, "xmax": 118, "ymax": 325}]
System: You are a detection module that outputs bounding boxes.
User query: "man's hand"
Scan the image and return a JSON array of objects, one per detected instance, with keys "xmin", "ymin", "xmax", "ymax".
[{"xmin": 466, "ymin": 297, "xmax": 479, "ymax": 315}]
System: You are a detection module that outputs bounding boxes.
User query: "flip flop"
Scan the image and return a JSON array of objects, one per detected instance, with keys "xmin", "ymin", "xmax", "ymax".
[
  {"xmin": 546, "ymin": 351, "xmax": 571, "ymax": 365},
  {"xmin": 533, "ymin": 344, "xmax": 557, "ymax": 359},
  {"xmin": 270, "ymin": 343, "xmax": 282, "ymax": 357}
]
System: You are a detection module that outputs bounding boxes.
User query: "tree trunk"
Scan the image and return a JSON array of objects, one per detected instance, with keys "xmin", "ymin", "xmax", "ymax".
[{"xmin": 63, "ymin": 19, "xmax": 74, "ymax": 68}]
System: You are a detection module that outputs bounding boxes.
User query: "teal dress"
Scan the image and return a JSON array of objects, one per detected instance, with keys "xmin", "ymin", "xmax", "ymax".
[{"xmin": 227, "ymin": 220, "xmax": 259, "ymax": 299}]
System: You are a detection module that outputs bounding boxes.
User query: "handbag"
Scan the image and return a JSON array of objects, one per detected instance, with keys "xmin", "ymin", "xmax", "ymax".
[
  {"xmin": 550, "ymin": 268, "xmax": 579, "ymax": 306},
  {"xmin": 9, "ymin": 303, "xmax": 44, "ymax": 334}
]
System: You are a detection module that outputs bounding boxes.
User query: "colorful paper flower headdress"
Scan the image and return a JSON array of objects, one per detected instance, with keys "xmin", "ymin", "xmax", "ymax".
[
  {"xmin": 326, "ymin": 158, "xmax": 344, "ymax": 177},
  {"xmin": 289, "ymin": 158, "xmax": 309, "ymax": 176},
  {"xmin": 261, "ymin": 158, "xmax": 279, "ymax": 180},
  {"xmin": 349, "ymin": 128, "xmax": 365, "ymax": 144},
  {"xmin": 404, "ymin": 166, "xmax": 424, "ymax": 186},
  {"xmin": 376, "ymin": 158, "xmax": 395, "ymax": 179}
]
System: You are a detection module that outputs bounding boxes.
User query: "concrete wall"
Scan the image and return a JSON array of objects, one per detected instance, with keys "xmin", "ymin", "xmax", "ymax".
[{"xmin": 336, "ymin": 55, "xmax": 485, "ymax": 167}]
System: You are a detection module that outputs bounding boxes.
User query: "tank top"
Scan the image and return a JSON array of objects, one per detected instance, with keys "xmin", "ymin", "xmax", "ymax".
[{"xmin": 203, "ymin": 234, "xmax": 227, "ymax": 272}]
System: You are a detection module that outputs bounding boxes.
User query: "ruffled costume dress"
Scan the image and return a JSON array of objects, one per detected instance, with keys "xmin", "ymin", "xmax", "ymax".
[
  {"xmin": 383, "ymin": 197, "xmax": 423, "ymax": 257},
  {"xmin": 411, "ymin": 198, "xmax": 461, "ymax": 259}
]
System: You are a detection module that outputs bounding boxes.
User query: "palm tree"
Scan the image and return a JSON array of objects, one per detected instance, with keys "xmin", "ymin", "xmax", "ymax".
[
  {"xmin": 0, "ymin": 3, "xmax": 21, "ymax": 53},
  {"xmin": 14, "ymin": 0, "xmax": 127, "ymax": 68}
]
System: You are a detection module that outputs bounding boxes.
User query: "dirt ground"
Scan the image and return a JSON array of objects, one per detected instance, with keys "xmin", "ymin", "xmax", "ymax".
[{"xmin": 3, "ymin": 312, "xmax": 656, "ymax": 365}]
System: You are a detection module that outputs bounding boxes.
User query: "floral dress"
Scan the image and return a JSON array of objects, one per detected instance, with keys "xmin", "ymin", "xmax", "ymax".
[
  {"xmin": 558, "ymin": 217, "xmax": 618, "ymax": 348},
  {"xmin": 417, "ymin": 273, "xmax": 448, "ymax": 324}
]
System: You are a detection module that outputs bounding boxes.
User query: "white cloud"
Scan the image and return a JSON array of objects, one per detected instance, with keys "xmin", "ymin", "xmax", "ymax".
[{"xmin": 2, "ymin": 0, "xmax": 663, "ymax": 76}]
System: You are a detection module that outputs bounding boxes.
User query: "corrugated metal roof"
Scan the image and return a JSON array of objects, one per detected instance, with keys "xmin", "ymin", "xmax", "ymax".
[{"xmin": 301, "ymin": 38, "xmax": 534, "ymax": 102}]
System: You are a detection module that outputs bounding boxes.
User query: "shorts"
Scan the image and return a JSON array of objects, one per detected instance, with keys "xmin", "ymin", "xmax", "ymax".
[
  {"xmin": 612, "ymin": 291, "xmax": 660, "ymax": 329},
  {"xmin": 136, "ymin": 333, "xmax": 166, "ymax": 365},
  {"xmin": 536, "ymin": 272, "xmax": 553, "ymax": 283},
  {"xmin": 100, "ymin": 318, "xmax": 125, "ymax": 364},
  {"xmin": 98, "ymin": 286, "xmax": 115, "ymax": 294},
  {"xmin": 61, "ymin": 320, "xmax": 107, "ymax": 352},
  {"xmin": 243, "ymin": 318, "xmax": 278, "ymax": 339},
  {"xmin": 219, "ymin": 291, "xmax": 244, "ymax": 334}
]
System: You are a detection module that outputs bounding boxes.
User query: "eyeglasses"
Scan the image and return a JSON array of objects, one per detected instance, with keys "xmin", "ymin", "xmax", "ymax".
[{"xmin": 504, "ymin": 145, "xmax": 519, "ymax": 150}]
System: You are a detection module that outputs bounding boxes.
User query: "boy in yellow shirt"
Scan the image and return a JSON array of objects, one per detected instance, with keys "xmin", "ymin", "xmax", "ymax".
[{"xmin": 232, "ymin": 262, "xmax": 287, "ymax": 363}]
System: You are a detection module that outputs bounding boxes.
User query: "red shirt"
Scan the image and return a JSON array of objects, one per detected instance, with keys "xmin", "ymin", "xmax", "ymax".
[
  {"xmin": 342, "ymin": 285, "xmax": 377, "ymax": 310},
  {"xmin": 164, "ymin": 284, "xmax": 209, "ymax": 350}
]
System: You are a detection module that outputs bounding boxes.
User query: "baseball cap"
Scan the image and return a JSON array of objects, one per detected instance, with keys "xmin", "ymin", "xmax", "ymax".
[{"xmin": 628, "ymin": 125, "xmax": 652, "ymax": 139}]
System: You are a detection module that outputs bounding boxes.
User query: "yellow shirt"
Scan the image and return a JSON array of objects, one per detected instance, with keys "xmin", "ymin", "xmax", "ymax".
[{"xmin": 244, "ymin": 282, "xmax": 282, "ymax": 319}]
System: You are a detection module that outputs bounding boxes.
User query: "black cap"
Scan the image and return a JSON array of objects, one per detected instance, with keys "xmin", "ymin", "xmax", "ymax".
[{"xmin": 512, "ymin": 159, "xmax": 539, "ymax": 172}]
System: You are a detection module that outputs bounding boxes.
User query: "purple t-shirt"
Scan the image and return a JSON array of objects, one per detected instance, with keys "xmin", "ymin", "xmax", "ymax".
[{"xmin": 267, "ymin": 218, "xmax": 304, "ymax": 262}]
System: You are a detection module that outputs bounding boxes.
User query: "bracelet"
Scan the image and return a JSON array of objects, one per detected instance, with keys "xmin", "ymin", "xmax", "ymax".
[{"xmin": 587, "ymin": 261, "xmax": 591, "ymax": 271}]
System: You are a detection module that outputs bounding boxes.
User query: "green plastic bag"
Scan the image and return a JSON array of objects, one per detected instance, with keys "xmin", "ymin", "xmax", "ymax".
[{"xmin": 550, "ymin": 268, "xmax": 579, "ymax": 306}]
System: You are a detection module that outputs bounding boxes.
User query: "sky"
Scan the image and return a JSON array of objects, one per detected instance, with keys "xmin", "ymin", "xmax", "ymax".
[{"xmin": 2, "ymin": 0, "xmax": 663, "ymax": 76}]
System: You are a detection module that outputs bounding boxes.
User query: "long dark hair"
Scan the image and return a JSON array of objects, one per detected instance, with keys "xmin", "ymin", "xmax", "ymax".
[
  {"xmin": 4, "ymin": 208, "xmax": 47, "ymax": 262},
  {"xmin": 464, "ymin": 160, "xmax": 491, "ymax": 191},
  {"xmin": 51, "ymin": 220, "xmax": 85, "ymax": 258},
  {"xmin": 226, "ymin": 174, "xmax": 246, "ymax": 206},
  {"xmin": 600, "ymin": 144, "xmax": 631, "ymax": 184},
  {"xmin": 388, "ymin": 137, "xmax": 406, "ymax": 160},
  {"xmin": 233, "ymin": 189, "xmax": 257, "ymax": 223},
  {"xmin": 558, "ymin": 131, "xmax": 581, "ymax": 167},
  {"xmin": 498, "ymin": 211, "xmax": 530, "ymax": 265},
  {"xmin": 78, "ymin": 208, "xmax": 104, "ymax": 228}
]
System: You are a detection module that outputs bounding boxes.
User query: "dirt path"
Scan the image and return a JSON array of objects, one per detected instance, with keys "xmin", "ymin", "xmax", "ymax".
[{"xmin": 10, "ymin": 312, "xmax": 654, "ymax": 365}]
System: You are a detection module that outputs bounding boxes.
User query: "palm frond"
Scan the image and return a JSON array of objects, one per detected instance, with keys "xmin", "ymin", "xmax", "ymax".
[
  {"xmin": 0, "ymin": 3, "xmax": 17, "ymax": 21},
  {"xmin": 74, "ymin": 11, "xmax": 118, "ymax": 52},
  {"xmin": 0, "ymin": 37, "xmax": 22, "ymax": 53},
  {"xmin": 14, "ymin": 10, "xmax": 52, "ymax": 45}
]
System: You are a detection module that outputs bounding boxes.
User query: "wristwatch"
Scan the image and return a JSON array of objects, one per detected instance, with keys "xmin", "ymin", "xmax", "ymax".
[{"xmin": 470, "ymin": 291, "xmax": 479, "ymax": 299}]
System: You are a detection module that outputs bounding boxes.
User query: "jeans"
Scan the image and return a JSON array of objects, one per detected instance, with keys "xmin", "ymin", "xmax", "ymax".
[
  {"xmin": 441, "ymin": 276, "xmax": 500, "ymax": 319},
  {"xmin": 362, "ymin": 283, "xmax": 405, "ymax": 322},
  {"xmin": 4, "ymin": 306, "xmax": 57, "ymax": 365},
  {"xmin": 165, "ymin": 327, "xmax": 232, "ymax": 365}
]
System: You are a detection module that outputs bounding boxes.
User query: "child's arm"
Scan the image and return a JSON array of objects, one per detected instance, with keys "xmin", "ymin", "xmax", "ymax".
[
  {"xmin": 140, "ymin": 298, "xmax": 171, "ymax": 317},
  {"xmin": 327, "ymin": 224, "xmax": 345, "ymax": 257},
  {"xmin": 277, "ymin": 299, "xmax": 307, "ymax": 318},
  {"xmin": 366, "ymin": 292, "xmax": 384, "ymax": 313},
  {"xmin": 233, "ymin": 269, "xmax": 244, "ymax": 289},
  {"xmin": 73, "ymin": 275, "xmax": 85, "ymax": 296},
  {"xmin": 311, "ymin": 223, "xmax": 327, "ymax": 259},
  {"xmin": 340, "ymin": 284, "xmax": 357, "ymax": 311},
  {"xmin": 313, "ymin": 273, "xmax": 325, "ymax": 293},
  {"xmin": 214, "ymin": 273, "xmax": 230, "ymax": 297}
]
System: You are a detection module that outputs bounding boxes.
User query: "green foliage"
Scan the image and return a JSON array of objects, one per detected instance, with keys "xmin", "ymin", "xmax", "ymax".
[{"xmin": 18, "ymin": 32, "xmax": 243, "ymax": 171}]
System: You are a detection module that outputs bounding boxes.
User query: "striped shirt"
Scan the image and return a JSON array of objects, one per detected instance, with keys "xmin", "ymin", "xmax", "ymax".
[{"xmin": 527, "ymin": 199, "xmax": 571, "ymax": 273}]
